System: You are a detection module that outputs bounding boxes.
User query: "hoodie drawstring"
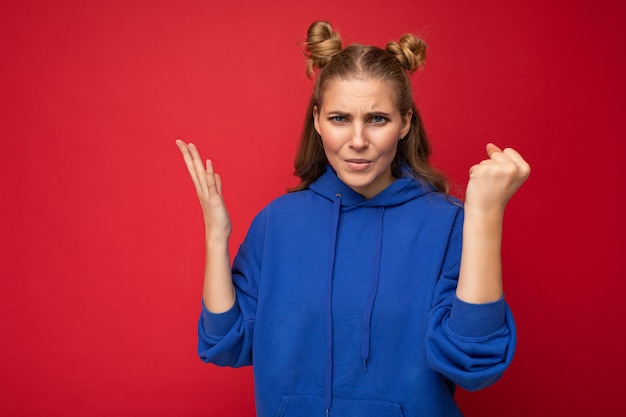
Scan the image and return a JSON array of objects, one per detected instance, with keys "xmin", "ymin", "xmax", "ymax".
[
  {"xmin": 361, "ymin": 207, "xmax": 385, "ymax": 371},
  {"xmin": 325, "ymin": 198, "xmax": 385, "ymax": 413},
  {"xmin": 324, "ymin": 193, "xmax": 342, "ymax": 415}
]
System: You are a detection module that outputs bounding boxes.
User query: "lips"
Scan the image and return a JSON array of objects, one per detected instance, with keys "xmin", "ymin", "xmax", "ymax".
[{"xmin": 345, "ymin": 159, "xmax": 373, "ymax": 171}]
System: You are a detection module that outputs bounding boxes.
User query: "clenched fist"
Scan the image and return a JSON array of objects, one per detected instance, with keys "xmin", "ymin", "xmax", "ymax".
[{"xmin": 464, "ymin": 143, "xmax": 531, "ymax": 216}]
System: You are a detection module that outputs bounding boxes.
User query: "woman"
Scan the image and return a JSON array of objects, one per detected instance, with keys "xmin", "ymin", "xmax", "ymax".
[{"xmin": 176, "ymin": 21, "xmax": 529, "ymax": 417}]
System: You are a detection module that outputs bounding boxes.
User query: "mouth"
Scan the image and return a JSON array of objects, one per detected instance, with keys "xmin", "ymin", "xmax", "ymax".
[{"xmin": 344, "ymin": 159, "xmax": 373, "ymax": 171}]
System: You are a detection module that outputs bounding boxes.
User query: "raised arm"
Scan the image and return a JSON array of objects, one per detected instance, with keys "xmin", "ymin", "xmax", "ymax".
[
  {"xmin": 456, "ymin": 143, "xmax": 530, "ymax": 303},
  {"xmin": 175, "ymin": 139, "xmax": 236, "ymax": 313}
]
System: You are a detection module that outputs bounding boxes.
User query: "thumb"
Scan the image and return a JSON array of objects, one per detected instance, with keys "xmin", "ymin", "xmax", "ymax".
[{"xmin": 486, "ymin": 143, "xmax": 502, "ymax": 158}]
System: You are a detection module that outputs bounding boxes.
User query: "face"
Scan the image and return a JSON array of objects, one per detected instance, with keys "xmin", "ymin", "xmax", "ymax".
[{"xmin": 313, "ymin": 78, "xmax": 412, "ymax": 199}]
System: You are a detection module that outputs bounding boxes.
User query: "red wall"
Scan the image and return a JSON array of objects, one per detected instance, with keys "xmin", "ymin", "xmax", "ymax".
[{"xmin": 1, "ymin": 1, "xmax": 624, "ymax": 416}]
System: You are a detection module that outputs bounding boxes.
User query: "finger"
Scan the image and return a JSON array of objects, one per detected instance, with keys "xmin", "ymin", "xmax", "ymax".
[
  {"xmin": 188, "ymin": 143, "xmax": 210, "ymax": 196},
  {"xmin": 176, "ymin": 140, "xmax": 204, "ymax": 193},
  {"xmin": 486, "ymin": 143, "xmax": 503, "ymax": 158},
  {"xmin": 205, "ymin": 159, "xmax": 220, "ymax": 196},
  {"xmin": 502, "ymin": 147, "xmax": 529, "ymax": 167},
  {"xmin": 469, "ymin": 161, "xmax": 492, "ymax": 177},
  {"xmin": 487, "ymin": 143, "xmax": 520, "ymax": 167},
  {"xmin": 214, "ymin": 172, "xmax": 223, "ymax": 196},
  {"xmin": 504, "ymin": 149, "xmax": 531, "ymax": 180}
]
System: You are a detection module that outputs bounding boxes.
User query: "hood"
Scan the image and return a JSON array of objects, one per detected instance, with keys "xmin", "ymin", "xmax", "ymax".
[{"xmin": 308, "ymin": 165, "xmax": 434, "ymax": 208}]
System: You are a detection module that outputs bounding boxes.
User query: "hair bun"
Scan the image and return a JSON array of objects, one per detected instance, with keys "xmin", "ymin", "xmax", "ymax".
[
  {"xmin": 303, "ymin": 21, "xmax": 343, "ymax": 78},
  {"xmin": 386, "ymin": 34, "xmax": 427, "ymax": 73}
]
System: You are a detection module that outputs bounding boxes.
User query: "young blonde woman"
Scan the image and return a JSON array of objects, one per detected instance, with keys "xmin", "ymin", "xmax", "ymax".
[{"xmin": 176, "ymin": 20, "xmax": 530, "ymax": 417}]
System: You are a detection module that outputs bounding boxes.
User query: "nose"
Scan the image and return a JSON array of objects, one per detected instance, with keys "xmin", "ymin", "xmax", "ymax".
[{"xmin": 349, "ymin": 124, "xmax": 368, "ymax": 150}]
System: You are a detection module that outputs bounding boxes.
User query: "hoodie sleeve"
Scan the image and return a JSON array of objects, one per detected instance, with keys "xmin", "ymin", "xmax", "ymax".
[
  {"xmin": 425, "ymin": 208, "xmax": 516, "ymax": 391},
  {"xmin": 197, "ymin": 210, "xmax": 267, "ymax": 368}
]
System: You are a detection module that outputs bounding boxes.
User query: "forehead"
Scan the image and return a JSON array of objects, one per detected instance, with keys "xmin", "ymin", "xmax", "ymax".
[{"xmin": 320, "ymin": 77, "xmax": 399, "ymax": 111}]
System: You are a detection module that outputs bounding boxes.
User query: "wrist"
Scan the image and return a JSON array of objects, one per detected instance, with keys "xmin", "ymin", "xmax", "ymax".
[
  {"xmin": 205, "ymin": 230, "xmax": 230, "ymax": 247},
  {"xmin": 463, "ymin": 202, "xmax": 505, "ymax": 222},
  {"xmin": 462, "ymin": 207, "xmax": 504, "ymax": 241}
]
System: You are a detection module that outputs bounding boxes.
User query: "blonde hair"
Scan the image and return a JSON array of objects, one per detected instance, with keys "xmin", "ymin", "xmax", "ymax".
[{"xmin": 292, "ymin": 21, "xmax": 449, "ymax": 194}]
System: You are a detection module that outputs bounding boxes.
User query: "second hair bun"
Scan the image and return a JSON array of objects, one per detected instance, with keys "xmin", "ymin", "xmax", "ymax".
[{"xmin": 386, "ymin": 34, "xmax": 427, "ymax": 73}]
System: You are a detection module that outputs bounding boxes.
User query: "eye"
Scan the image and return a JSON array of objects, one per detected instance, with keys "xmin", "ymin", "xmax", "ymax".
[
  {"xmin": 331, "ymin": 116, "xmax": 345, "ymax": 122},
  {"xmin": 371, "ymin": 115, "xmax": 387, "ymax": 124}
]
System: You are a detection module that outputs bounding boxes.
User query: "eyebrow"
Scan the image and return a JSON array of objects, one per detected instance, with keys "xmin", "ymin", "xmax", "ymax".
[{"xmin": 326, "ymin": 111, "xmax": 393, "ymax": 118}]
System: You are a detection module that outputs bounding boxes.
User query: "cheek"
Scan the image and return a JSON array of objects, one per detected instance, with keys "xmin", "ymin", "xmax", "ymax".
[
  {"xmin": 378, "ymin": 135, "xmax": 400, "ymax": 157},
  {"xmin": 321, "ymin": 140, "xmax": 341, "ymax": 159},
  {"xmin": 319, "ymin": 130, "xmax": 345, "ymax": 154}
]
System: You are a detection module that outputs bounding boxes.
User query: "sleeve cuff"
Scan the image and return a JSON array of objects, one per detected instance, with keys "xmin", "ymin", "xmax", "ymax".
[
  {"xmin": 446, "ymin": 295, "xmax": 506, "ymax": 338},
  {"xmin": 200, "ymin": 298, "xmax": 240, "ymax": 336}
]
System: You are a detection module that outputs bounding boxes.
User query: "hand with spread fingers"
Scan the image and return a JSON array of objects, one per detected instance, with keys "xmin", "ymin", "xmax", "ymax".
[
  {"xmin": 175, "ymin": 139, "xmax": 235, "ymax": 313},
  {"xmin": 175, "ymin": 139, "xmax": 232, "ymax": 241},
  {"xmin": 464, "ymin": 143, "xmax": 531, "ymax": 216}
]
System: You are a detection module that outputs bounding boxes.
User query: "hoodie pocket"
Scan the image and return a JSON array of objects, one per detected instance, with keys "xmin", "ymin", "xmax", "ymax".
[{"xmin": 274, "ymin": 395, "xmax": 405, "ymax": 417}]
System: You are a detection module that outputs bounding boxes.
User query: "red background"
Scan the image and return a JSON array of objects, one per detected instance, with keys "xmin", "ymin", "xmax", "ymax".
[{"xmin": 1, "ymin": 0, "xmax": 624, "ymax": 416}]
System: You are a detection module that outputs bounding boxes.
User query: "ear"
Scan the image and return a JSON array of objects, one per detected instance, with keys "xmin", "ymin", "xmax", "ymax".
[
  {"xmin": 313, "ymin": 105, "xmax": 322, "ymax": 136},
  {"xmin": 400, "ymin": 108, "xmax": 413, "ymax": 138}
]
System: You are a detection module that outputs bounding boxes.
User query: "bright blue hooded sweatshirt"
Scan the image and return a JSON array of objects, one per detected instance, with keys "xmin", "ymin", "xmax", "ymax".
[{"xmin": 198, "ymin": 166, "xmax": 516, "ymax": 417}]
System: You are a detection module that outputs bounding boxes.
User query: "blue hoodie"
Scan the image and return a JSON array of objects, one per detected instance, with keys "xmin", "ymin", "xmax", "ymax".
[{"xmin": 198, "ymin": 166, "xmax": 516, "ymax": 417}]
